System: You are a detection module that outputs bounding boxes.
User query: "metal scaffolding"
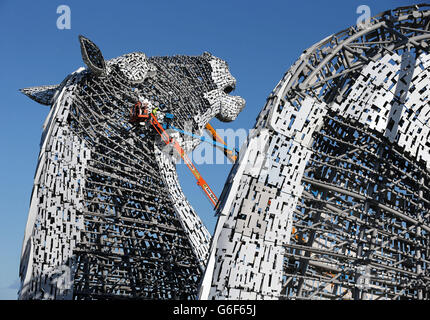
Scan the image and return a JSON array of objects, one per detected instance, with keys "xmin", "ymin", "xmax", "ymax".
[
  {"xmin": 19, "ymin": 36, "xmax": 245, "ymax": 300},
  {"xmin": 201, "ymin": 4, "xmax": 430, "ymax": 300}
]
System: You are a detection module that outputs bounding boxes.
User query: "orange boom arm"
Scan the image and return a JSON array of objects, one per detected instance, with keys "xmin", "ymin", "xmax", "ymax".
[
  {"xmin": 149, "ymin": 113, "xmax": 219, "ymax": 207},
  {"xmin": 130, "ymin": 102, "xmax": 219, "ymax": 208}
]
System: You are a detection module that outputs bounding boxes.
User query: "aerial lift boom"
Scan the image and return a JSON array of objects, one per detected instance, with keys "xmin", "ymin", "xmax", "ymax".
[{"xmin": 130, "ymin": 101, "xmax": 223, "ymax": 208}]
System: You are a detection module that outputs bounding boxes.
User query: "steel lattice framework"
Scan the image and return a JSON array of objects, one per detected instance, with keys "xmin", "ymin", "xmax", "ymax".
[
  {"xmin": 19, "ymin": 36, "xmax": 245, "ymax": 300},
  {"xmin": 201, "ymin": 4, "xmax": 430, "ymax": 300}
]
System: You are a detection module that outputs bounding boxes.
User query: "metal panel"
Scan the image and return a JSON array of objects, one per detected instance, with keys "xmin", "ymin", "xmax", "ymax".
[
  {"xmin": 19, "ymin": 36, "xmax": 245, "ymax": 300},
  {"xmin": 202, "ymin": 4, "xmax": 430, "ymax": 300}
]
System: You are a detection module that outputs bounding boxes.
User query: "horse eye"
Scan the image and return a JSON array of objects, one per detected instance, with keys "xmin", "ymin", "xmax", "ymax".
[{"xmin": 223, "ymin": 85, "xmax": 234, "ymax": 94}]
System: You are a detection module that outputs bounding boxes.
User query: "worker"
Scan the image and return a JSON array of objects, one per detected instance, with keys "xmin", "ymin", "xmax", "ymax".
[{"xmin": 130, "ymin": 101, "xmax": 141, "ymax": 122}]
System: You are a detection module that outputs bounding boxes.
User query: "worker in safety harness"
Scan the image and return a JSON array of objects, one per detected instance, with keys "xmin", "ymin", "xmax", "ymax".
[{"xmin": 132, "ymin": 101, "xmax": 142, "ymax": 119}]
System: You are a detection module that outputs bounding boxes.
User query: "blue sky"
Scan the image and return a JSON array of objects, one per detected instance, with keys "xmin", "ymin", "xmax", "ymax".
[{"xmin": 0, "ymin": 0, "xmax": 415, "ymax": 299}]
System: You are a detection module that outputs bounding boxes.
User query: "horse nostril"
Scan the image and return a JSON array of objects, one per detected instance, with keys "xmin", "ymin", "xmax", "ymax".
[{"xmin": 223, "ymin": 85, "xmax": 235, "ymax": 94}]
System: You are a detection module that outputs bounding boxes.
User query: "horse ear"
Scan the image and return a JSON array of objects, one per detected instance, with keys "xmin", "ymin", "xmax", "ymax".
[
  {"xmin": 79, "ymin": 35, "xmax": 106, "ymax": 76},
  {"xmin": 20, "ymin": 85, "xmax": 60, "ymax": 106}
]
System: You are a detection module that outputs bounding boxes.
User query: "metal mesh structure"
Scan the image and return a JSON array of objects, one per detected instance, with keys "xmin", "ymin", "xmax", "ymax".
[
  {"xmin": 19, "ymin": 36, "xmax": 245, "ymax": 300},
  {"xmin": 201, "ymin": 4, "xmax": 430, "ymax": 300}
]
